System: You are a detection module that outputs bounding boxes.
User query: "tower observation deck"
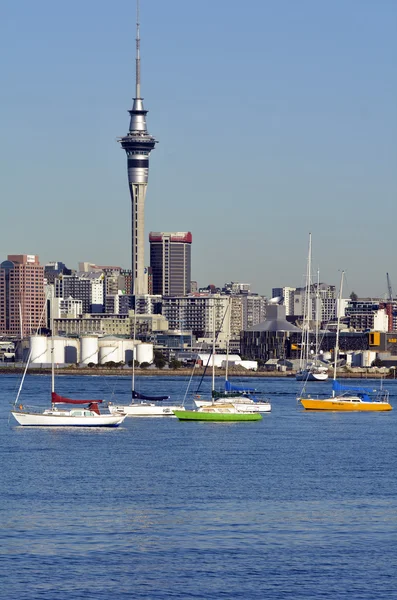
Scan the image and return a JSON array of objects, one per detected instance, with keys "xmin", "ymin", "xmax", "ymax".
[{"xmin": 118, "ymin": 0, "xmax": 157, "ymax": 296}]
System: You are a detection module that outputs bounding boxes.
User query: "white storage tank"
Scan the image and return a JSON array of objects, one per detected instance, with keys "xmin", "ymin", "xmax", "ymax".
[
  {"xmin": 98, "ymin": 338, "xmax": 122, "ymax": 365},
  {"xmin": 122, "ymin": 339, "xmax": 136, "ymax": 365},
  {"xmin": 80, "ymin": 335, "xmax": 99, "ymax": 365},
  {"xmin": 136, "ymin": 343, "xmax": 153, "ymax": 365},
  {"xmin": 30, "ymin": 335, "xmax": 48, "ymax": 364},
  {"xmin": 64, "ymin": 339, "xmax": 79, "ymax": 364},
  {"xmin": 51, "ymin": 337, "xmax": 79, "ymax": 365},
  {"xmin": 52, "ymin": 337, "xmax": 66, "ymax": 364},
  {"xmin": 362, "ymin": 350, "xmax": 376, "ymax": 367}
]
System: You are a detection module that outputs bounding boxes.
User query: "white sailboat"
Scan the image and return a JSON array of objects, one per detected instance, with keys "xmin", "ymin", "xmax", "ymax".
[
  {"xmin": 296, "ymin": 234, "xmax": 328, "ymax": 382},
  {"xmin": 108, "ymin": 313, "xmax": 185, "ymax": 417},
  {"xmin": 193, "ymin": 298, "xmax": 270, "ymax": 413},
  {"xmin": 11, "ymin": 338, "xmax": 126, "ymax": 427}
]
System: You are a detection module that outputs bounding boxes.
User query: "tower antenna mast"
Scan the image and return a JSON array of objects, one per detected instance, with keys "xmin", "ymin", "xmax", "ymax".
[{"xmin": 136, "ymin": 0, "xmax": 141, "ymax": 99}]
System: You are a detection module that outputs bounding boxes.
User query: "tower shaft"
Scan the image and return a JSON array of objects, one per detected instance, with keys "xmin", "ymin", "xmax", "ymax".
[{"xmin": 119, "ymin": 0, "xmax": 157, "ymax": 296}]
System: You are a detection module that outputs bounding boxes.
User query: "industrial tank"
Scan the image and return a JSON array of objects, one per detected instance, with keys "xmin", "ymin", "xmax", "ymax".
[
  {"xmin": 52, "ymin": 337, "xmax": 66, "ymax": 364},
  {"xmin": 136, "ymin": 343, "xmax": 153, "ymax": 365},
  {"xmin": 80, "ymin": 335, "xmax": 99, "ymax": 365},
  {"xmin": 64, "ymin": 339, "xmax": 79, "ymax": 364},
  {"xmin": 122, "ymin": 339, "xmax": 136, "ymax": 365},
  {"xmin": 52, "ymin": 337, "xmax": 79, "ymax": 365},
  {"xmin": 98, "ymin": 338, "xmax": 122, "ymax": 365},
  {"xmin": 30, "ymin": 335, "xmax": 48, "ymax": 364}
]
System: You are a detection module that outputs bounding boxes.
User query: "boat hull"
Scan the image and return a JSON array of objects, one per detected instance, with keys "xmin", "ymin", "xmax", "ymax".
[
  {"xmin": 11, "ymin": 411, "xmax": 126, "ymax": 426},
  {"xmin": 173, "ymin": 410, "xmax": 262, "ymax": 422},
  {"xmin": 296, "ymin": 370, "xmax": 328, "ymax": 382},
  {"xmin": 194, "ymin": 399, "xmax": 270, "ymax": 412},
  {"xmin": 109, "ymin": 404, "xmax": 185, "ymax": 417},
  {"xmin": 299, "ymin": 398, "xmax": 392, "ymax": 411}
]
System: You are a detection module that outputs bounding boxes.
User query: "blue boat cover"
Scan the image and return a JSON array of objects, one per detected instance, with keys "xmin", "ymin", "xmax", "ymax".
[
  {"xmin": 332, "ymin": 380, "xmax": 373, "ymax": 395},
  {"xmin": 225, "ymin": 380, "xmax": 256, "ymax": 393},
  {"xmin": 132, "ymin": 390, "xmax": 170, "ymax": 401}
]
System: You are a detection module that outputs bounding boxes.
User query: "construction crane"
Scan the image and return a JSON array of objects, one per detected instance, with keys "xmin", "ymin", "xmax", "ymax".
[
  {"xmin": 387, "ymin": 273, "xmax": 393, "ymax": 301},
  {"xmin": 386, "ymin": 273, "xmax": 394, "ymax": 331}
]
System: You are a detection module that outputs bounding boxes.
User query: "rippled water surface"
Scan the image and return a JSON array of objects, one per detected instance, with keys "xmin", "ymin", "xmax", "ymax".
[{"xmin": 2, "ymin": 374, "xmax": 396, "ymax": 599}]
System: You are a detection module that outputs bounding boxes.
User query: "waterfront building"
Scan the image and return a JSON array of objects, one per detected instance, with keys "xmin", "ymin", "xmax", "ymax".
[
  {"xmin": 149, "ymin": 232, "xmax": 192, "ymax": 296},
  {"xmin": 346, "ymin": 300, "xmax": 391, "ymax": 331},
  {"xmin": 0, "ymin": 254, "xmax": 45, "ymax": 337},
  {"xmin": 52, "ymin": 297, "xmax": 83, "ymax": 320},
  {"xmin": 105, "ymin": 293, "xmax": 134, "ymax": 315},
  {"xmin": 134, "ymin": 294, "xmax": 162, "ymax": 315},
  {"xmin": 288, "ymin": 283, "xmax": 337, "ymax": 325},
  {"xmin": 230, "ymin": 295, "xmax": 243, "ymax": 336},
  {"xmin": 55, "ymin": 272, "xmax": 104, "ymax": 314},
  {"xmin": 241, "ymin": 304, "xmax": 301, "ymax": 363},
  {"xmin": 241, "ymin": 294, "xmax": 267, "ymax": 330},
  {"xmin": 118, "ymin": 3, "xmax": 157, "ymax": 295},
  {"xmin": 53, "ymin": 312, "xmax": 168, "ymax": 338},
  {"xmin": 162, "ymin": 295, "xmax": 230, "ymax": 341}
]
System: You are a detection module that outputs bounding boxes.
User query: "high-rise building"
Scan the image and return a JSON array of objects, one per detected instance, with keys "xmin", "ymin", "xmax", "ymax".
[
  {"xmin": 55, "ymin": 272, "xmax": 104, "ymax": 314},
  {"xmin": 149, "ymin": 232, "xmax": 192, "ymax": 296},
  {"xmin": 162, "ymin": 294, "xmax": 230, "ymax": 342},
  {"xmin": 0, "ymin": 254, "xmax": 45, "ymax": 337},
  {"xmin": 272, "ymin": 287, "xmax": 296, "ymax": 316},
  {"xmin": 119, "ymin": 1, "xmax": 157, "ymax": 295},
  {"xmin": 241, "ymin": 294, "xmax": 267, "ymax": 330}
]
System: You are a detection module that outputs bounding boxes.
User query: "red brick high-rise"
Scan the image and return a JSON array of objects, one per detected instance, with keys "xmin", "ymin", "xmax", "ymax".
[{"xmin": 0, "ymin": 255, "xmax": 45, "ymax": 337}]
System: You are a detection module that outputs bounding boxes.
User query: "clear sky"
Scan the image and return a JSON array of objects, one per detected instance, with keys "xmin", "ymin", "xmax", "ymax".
[{"xmin": 1, "ymin": 0, "xmax": 396, "ymax": 299}]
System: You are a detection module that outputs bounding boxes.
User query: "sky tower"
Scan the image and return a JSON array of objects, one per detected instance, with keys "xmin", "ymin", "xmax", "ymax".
[{"xmin": 119, "ymin": 0, "xmax": 157, "ymax": 296}]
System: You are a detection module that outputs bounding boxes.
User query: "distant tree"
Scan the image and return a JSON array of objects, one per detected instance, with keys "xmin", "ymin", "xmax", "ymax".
[
  {"xmin": 153, "ymin": 351, "xmax": 167, "ymax": 369},
  {"xmin": 371, "ymin": 357, "xmax": 384, "ymax": 367},
  {"xmin": 350, "ymin": 291, "xmax": 358, "ymax": 301},
  {"xmin": 87, "ymin": 362, "xmax": 96, "ymax": 368},
  {"xmin": 104, "ymin": 361, "xmax": 117, "ymax": 368},
  {"xmin": 154, "ymin": 356, "xmax": 166, "ymax": 369},
  {"xmin": 127, "ymin": 359, "xmax": 140, "ymax": 368},
  {"xmin": 140, "ymin": 362, "xmax": 150, "ymax": 369},
  {"xmin": 169, "ymin": 359, "xmax": 182, "ymax": 370}
]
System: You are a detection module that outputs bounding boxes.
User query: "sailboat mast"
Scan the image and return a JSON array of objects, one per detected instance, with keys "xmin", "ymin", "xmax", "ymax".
[
  {"xmin": 212, "ymin": 299, "xmax": 216, "ymax": 395},
  {"xmin": 300, "ymin": 233, "xmax": 312, "ymax": 369},
  {"xmin": 332, "ymin": 271, "xmax": 345, "ymax": 395},
  {"xmin": 133, "ymin": 311, "xmax": 137, "ymax": 393},
  {"xmin": 315, "ymin": 268, "xmax": 320, "ymax": 359},
  {"xmin": 225, "ymin": 297, "xmax": 231, "ymax": 383},
  {"xmin": 51, "ymin": 336, "xmax": 55, "ymax": 396}
]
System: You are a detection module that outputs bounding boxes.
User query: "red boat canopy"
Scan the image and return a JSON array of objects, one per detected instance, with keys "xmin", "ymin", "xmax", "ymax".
[{"xmin": 51, "ymin": 392, "xmax": 103, "ymax": 405}]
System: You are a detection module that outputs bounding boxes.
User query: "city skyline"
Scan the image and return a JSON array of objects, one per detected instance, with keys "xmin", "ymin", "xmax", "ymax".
[{"xmin": 1, "ymin": 0, "xmax": 396, "ymax": 298}]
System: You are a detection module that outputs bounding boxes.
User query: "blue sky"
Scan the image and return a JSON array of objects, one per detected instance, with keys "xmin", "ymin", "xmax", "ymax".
[{"xmin": 1, "ymin": 0, "xmax": 396, "ymax": 298}]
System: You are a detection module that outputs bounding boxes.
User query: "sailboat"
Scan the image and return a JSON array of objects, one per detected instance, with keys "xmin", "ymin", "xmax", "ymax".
[
  {"xmin": 11, "ymin": 338, "xmax": 127, "ymax": 426},
  {"xmin": 296, "ymin": 234, "xmax": 328, "ymax": 382},
  {"xmin": 108, "ymin": 313, "xmax": 185, "ymax": 417},
  {"xmin": 193, "ymin": 299, "xmax": 271, "ymax": 413},
  {"xmin": 298, "ymin": 272, "xmax": 392, "ymax": 411},
  {"xmin": 174, "ymin": 300, "xmax": 262, "ymax": 422}
]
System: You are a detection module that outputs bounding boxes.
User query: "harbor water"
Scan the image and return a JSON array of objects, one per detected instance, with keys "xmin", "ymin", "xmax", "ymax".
[{"xmin": 2, "ymin": 374, "xmax": 396, "ymax": 599}]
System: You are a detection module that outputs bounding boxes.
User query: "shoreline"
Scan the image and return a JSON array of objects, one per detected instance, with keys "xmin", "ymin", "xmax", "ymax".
[{"xmin": 0, "ymin": 367, "xmax": 393, "ymax": 379}]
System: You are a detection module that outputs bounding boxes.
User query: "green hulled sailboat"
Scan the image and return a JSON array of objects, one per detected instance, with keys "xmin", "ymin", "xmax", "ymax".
[
  {"xmin": 174, "ymin": 299, "xmax": 262, "ymax": 422},
  {"xmin": 174, "ymin": 403, "xmax": 262, "ymax": 422}
]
